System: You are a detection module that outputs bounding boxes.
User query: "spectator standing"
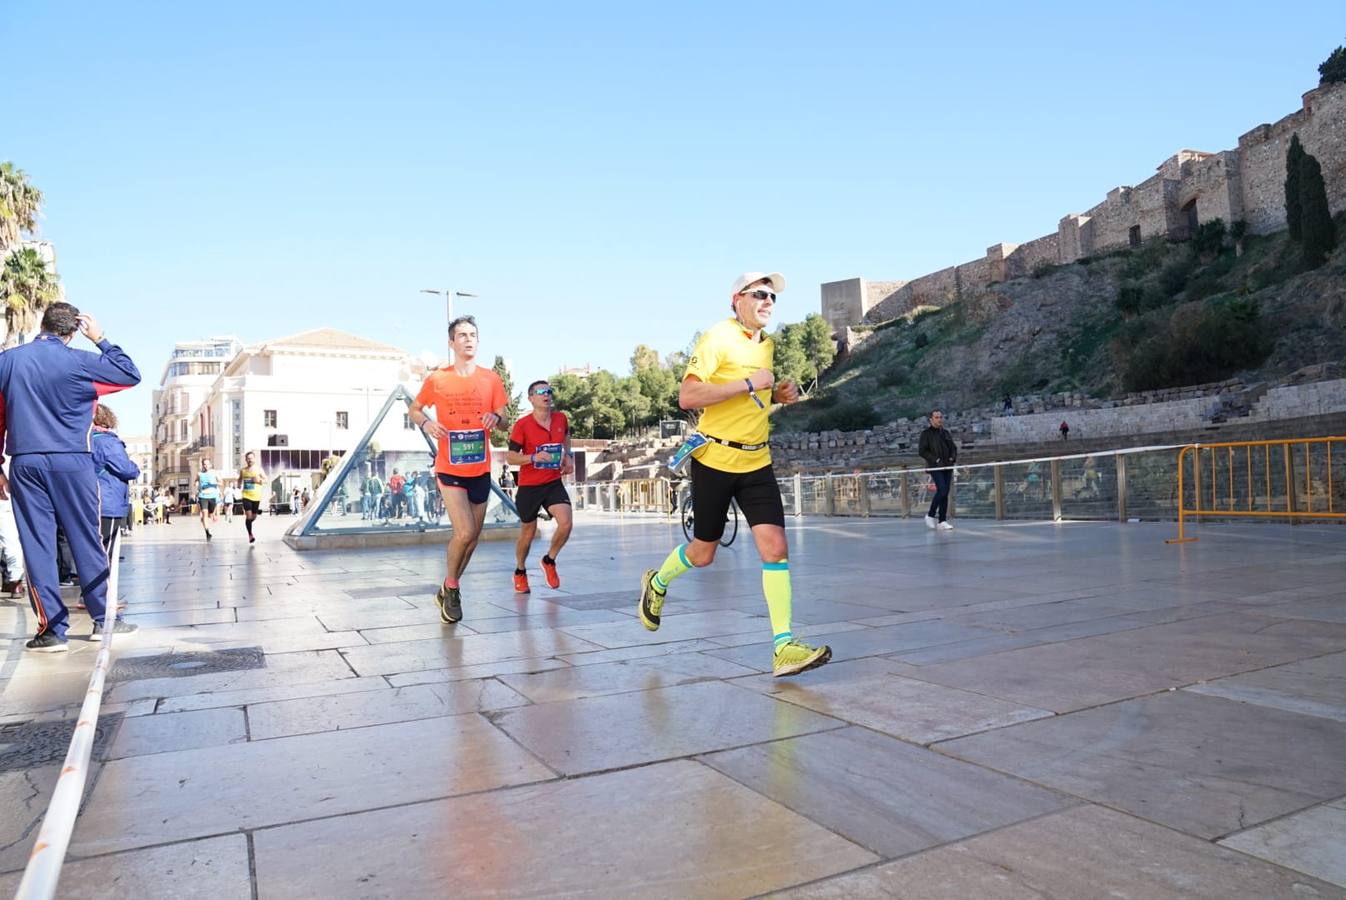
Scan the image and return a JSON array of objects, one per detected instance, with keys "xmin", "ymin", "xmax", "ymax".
[
  {"xmin": 0, "ymin": 304, "xmax": 141, "ymax": 651},
  {"xmin": 1060, "ymin": 420, "xmax": 1070, "ymax": 441},
  {"xmin": 91, "ymin": 404, "xmax": 140, "ymax": 544},
  {"xmin": 918, "ymin": 409, "xmax": 957, "ymax": 532}
]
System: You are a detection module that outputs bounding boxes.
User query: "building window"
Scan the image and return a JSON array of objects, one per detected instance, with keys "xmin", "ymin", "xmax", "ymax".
[
  {"xmin": 336, "ymin": 411, "xmax": 349, "ymax": 430},
  {"xmin": 404, "ymin": 414, "xmax": 416, "ymax": 430},
  {"xmin": 264, "ymin": 410, "xmax": 278, "ymax": 428}
]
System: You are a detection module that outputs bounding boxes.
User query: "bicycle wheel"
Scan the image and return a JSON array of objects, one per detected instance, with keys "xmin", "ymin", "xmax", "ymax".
[
  {"xmin": 720, "ymin": 499, "xmax": 739, "ymax": 547},
  {"xmin": 681, "ymin": 493, "xmax": 696, "ymax": 544}
]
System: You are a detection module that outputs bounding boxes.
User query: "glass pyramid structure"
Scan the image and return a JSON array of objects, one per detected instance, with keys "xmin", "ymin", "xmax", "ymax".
[{"xmin": 286, "ymin": 385, "xmax": 519, "ymax": 539}]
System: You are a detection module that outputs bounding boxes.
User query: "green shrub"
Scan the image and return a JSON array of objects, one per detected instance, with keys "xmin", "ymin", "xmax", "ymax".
[
  {"xmin": 914, "ymin": 332, "xmax": 929, "ymax": 349},
  {"xmin": 1031, "ymin": 260, "xmax": 1060, "ymax": 278},
  {"xmin": 1116, "ymin": 283, "xmax": 1145, "ymax": 314},
  {"xmin": 1120, "ymin": 299, "xmax": 1271, "ymax": 391},
  {"xmin": 1158, "ymin": 256, "xmax": 1198, "ymax": 297},
  {"xmin": 807, "ymin": 391, "xmax": 837, "ymax": 408},
  {"xmin": 1193, "ymin": 218, "xmax": 1227, "ymax": 258},
  {"xmin": 1320, "ymin": 43, "xmax": 1346, "ymax": 85},
  {"xmin": 1184, "ymin": 254, "xmax": 1236, "ymax": 302},
  {"xmin": 808, "ymin": 401, "xmax": 881, "ymax": 433},
  {"xmin": 878, "ymin": 365, "xmax": 909, "ymax": 387}
]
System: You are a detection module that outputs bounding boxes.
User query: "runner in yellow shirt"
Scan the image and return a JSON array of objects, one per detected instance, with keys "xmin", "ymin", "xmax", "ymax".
[
  {"xmin": 237, "ymin": 451, "xmax": 267, "ymax": 545},
  {"xmin": 638, "ymin": 272, "xmax": 830, "ymax": 677}
]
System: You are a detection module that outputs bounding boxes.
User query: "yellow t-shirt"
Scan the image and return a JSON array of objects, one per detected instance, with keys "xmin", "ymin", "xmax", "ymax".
[
  {"xmin": 684, "ymin": 317, "xmax": 774, "ymax": 473},
  {"xmin": 238, "ymin": 466, "xmax": 265, "ymax": 502}
]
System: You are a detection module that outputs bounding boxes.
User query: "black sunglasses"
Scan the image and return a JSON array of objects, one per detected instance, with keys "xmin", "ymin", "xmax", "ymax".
[{"xmin": 743, "ymin": 289, "xmax": 776, "ymax": 302}]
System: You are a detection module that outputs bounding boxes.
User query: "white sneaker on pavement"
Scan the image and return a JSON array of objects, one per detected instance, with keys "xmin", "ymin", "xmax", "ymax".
[
  {"xmin": 925, "ymin": 515, "xmax": 937, "ymax": 529},
  {"xmin": 938, "ymin": 521, "xmax": 954, "ymax": 531}
]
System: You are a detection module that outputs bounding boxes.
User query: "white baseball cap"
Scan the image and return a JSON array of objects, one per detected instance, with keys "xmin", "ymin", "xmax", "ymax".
[{"xmin": 730, "ymin": 272, "xmax": 786, "ymax": 297}]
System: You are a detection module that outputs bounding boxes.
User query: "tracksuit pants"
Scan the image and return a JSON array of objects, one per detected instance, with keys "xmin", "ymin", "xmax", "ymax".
[{"xmin": 9, "ymin": 453, "xmax": 110, "ymax": 639}]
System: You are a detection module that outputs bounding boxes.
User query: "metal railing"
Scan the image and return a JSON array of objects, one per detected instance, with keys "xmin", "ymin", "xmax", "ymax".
[
  {"xmin": 1167, "ymin": 436, "xmax": 1346, "ymax": 544},
  {"xmin": 573, "ymin": 444, "xmax": 1194, "ymax": 524}
]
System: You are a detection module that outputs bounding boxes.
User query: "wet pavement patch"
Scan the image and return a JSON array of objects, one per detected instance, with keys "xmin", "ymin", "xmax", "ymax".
[
  {"xmin": 108, "ymin": 647, "xmax": 266, "ymax": 682},
  {"xmin": 549, "ymin": 591, "xmax": 640, "ymax": 611},
  {"xmin": 0, "ymin": 713, "xmax": 125, "ymax": 772}
]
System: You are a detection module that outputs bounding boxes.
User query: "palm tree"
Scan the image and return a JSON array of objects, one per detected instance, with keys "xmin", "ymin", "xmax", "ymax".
[
  {"xmin": 1, "ymin": 247, "xmax": 60, "ymax": 347},
  {"xmin": 0, "ymin": 162, "xmax": 43, "ymax": 253}
]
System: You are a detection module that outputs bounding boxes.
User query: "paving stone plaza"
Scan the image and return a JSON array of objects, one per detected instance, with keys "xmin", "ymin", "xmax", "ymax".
[{"xmin": 2, "ymin": 512, "xmax": 1344, "ymax": 898}]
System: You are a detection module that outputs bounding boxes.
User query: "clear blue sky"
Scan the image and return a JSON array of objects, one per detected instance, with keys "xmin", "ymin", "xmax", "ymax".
[{"xmin": 8, "ymin": 2, "xmax": 1341, "ymax": 434}]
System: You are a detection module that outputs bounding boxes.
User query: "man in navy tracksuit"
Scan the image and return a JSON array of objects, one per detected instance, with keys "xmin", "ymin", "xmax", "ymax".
[{"xmin": 0, "ymin": 303, "xmax": 141, "ymax": 652}]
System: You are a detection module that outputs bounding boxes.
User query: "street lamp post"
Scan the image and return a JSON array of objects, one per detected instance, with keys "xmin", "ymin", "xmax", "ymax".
[{"xmin": 419, "ymin": 288, "xmax": 479, "ymax": 356}]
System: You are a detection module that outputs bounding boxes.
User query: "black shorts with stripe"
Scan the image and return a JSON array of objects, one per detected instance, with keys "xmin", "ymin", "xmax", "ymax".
[
  {"xmin": 689, "ymin": 458, "xmax": 784, "ymax": 542},
  {"xmin": 515, "ymin": 480, "xmax": 570, "ymax": 523}
]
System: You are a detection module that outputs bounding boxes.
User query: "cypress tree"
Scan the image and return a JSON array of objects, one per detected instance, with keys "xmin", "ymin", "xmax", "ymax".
[
  {"xmin": 1285, "ymin": 134, "xmax": 1305, "ymax": 241},
  {"xmin": 1320, "ymin": 44, "xmax": 1346, "ymax": 85},
  {"xmin": 1299, "ymin": 151, "xmax": 1338, "ymax": 268}
]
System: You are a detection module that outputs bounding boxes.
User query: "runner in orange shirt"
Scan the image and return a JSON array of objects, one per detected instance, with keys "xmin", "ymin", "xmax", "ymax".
[{"xmin": 408, "ymin": 316, "xmax": 509, "ymax": 624}]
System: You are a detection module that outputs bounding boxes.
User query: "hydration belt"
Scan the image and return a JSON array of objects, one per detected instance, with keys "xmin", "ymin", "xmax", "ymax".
[{"xmin": 702, "ymin": 433, "xmax": 768, "ymax": 452}]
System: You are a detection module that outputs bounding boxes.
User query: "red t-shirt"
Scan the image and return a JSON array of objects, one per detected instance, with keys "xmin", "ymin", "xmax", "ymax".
[
  {"xmin": 388, "ymin": 474, "xmax": 406, "ymax": 493},
  {"xmin": 508, "ymin": 412, "xmax": 569, "ymax": 487},
  {"xmin": 415, "ymin": 366, "xmax": 507, "ymax": 477}
]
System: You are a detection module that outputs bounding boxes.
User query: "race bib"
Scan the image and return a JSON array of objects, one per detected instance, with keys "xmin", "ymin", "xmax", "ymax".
[
  {"xmin": 242, "ymin": 478, "xmax": 257, "ymax": 491},
  {"xmin": 449, "ymin": 429, "xmax": 487, "ymax": 465},
  {"xmin": 535, "ymin": 442, "xmax": 564, "ymax": 470},
  {"xmin": 668, "ymin": 433, "xmax": 709, "ymax": 475}
]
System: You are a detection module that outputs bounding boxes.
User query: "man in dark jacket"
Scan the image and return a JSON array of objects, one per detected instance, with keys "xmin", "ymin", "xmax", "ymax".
[
  {"xmin": 918, "ymin": 409, "xmax": 957, "ymax": 531},
  {"xmin": 0, "ymin": 303, "xmax": 141, "ymax": 652}
]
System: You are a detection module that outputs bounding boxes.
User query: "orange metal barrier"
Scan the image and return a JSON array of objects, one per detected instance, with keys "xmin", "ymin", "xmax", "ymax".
[{"xmin": 1167, "ymin": 436, "xmax": 1346, "ymax": 543}]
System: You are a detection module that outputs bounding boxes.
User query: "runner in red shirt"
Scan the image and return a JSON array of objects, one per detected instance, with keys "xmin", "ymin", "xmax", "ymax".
[
  {"xmin": 408, "ymin": 316, "xmax": 509, "ymax": 624},
  {"xmin": 505, "ymin": 380, "xmax": 574, "ymax": 593}
]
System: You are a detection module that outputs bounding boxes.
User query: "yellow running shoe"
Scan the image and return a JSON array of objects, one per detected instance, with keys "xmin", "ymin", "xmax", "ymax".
[
  {"xmin": 772, "ymin": 640, "xmax": 832, "ymax": 677},
  {"xmin": 638, "ymin": 569, "xmax": 666, "ymax": 631}
]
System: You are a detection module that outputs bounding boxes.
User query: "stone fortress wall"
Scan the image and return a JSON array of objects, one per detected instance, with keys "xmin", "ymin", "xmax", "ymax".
[{"xmin": 821, "ymin": 81, "xmax": 1346, "ymax": 332}]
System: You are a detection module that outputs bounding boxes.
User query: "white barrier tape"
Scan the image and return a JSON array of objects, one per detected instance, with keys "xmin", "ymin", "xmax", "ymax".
[
  {"xmin": 15, "ymin": 528, "xmax": 123, "ymax": 900},
  {"xmin": 796, "ymin": 442, "xmax": 1193, "ymax": 479}
]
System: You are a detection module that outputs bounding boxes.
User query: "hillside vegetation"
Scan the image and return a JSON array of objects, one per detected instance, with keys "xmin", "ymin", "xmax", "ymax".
[{"xmin": 773, "ymin": 216, "xmax": 1346, "ymax": 433}]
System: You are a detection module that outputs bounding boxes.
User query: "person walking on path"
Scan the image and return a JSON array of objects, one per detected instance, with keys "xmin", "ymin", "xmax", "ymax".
[
  {"xmin": 637, "ymin": 272, "xmax": 831, "ymax": 678},
  {"xmin": 1059, "ymin": 420, "xmax": 1070, "ymax": 440},
  {"xmin": 197, "ymin": 459, "xmax": 220, "ymax": 541},
  {"xmin": 92, "ymin": 404, "xmax": 139, "ymax": 544},
  {"xmin": 919, "ymin": 409, "xmax": 957, "ymax": 532},
  {"xmin": 237, "ymin": 451, "xmax": 266, "ymax": 544},
  {"xmin": 0, "ymin": 303, "xmax": 141, "ymax": 652},
  {"xmin": 408, "ymin": 315, "xmax": 508, "ymax": 625},
  {"xmin": 506, "ymin": 380, "xmax": 574, "ymax": 594}
]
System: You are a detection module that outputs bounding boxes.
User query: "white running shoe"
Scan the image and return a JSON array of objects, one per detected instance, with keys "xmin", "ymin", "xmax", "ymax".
[
  {"xmin": 925, "ymin": 515, "xmax": 937, "ymax": 529},
  {"xmin": 938, "ymin": 521, "xmax": 954, "ymax": 531}
]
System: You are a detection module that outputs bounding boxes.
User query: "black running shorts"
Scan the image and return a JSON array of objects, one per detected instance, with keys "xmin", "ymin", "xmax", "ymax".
[
  {"xmin": 437, "ymin": 472, "xmax": 493, "ymax": 505},
  {"xmin": 240, "ymin": 499, "xmax": 261, "ymax": 514},
  {"xmin": 514, "ymin": 480, "xmax": 570, "ymax": 523},
  {"xmin": 201, "ymin": 498, "xmax": 218, "ymax": 514},
  {"xmin": 689, "ymin": 458, "xmax": 784, "ymax": 543}
]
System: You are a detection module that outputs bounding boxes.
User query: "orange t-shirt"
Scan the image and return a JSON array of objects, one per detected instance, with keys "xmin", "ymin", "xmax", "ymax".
[{"xmin": 415, "ymin": 366, "xmax": 508, "ymax": 477}]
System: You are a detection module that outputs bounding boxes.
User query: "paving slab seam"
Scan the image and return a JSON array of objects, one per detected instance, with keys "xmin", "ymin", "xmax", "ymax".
[
  {"xmin": 740, "ymin": 802, "xmax": 1092, "ymax": 899},
  {"xmin": 246, "ymin": 831, "xmax": 260, "ymax": 900},
  {"xmin": 1208, "ymin": 793, "xmax": 1346, "ymax": 844}
]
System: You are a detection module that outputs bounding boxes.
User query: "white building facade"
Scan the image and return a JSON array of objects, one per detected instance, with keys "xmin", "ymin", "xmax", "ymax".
[
  {"xmin": 189, "ymin": 328, "xmax": 430, "ymax": 502},
  {"xmin": 151, "ymin": 336, "xmax": 242, "ymax": 501}
]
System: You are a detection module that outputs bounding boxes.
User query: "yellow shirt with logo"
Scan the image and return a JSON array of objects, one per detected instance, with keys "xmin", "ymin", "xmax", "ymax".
[
  {"xmin": 238, "ymin": 466, "xmax": 265, "ymax": 502},
  {"xmin": 685, "ymin": 317, "xmax": 774, "ymax": 473}
]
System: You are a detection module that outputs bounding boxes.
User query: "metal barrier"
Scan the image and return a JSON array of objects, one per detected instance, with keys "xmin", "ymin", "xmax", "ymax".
[
  {"xmin": 573, "ymin": 444, "xmax": 1193, "ymax": 524},
  {"xmin": 1166, "ymin": 436, "xmax": 1346, "ymax": 544},
  {"xmin": 17, "ymin": 529, "xmax": 125, "ymax": 900}
]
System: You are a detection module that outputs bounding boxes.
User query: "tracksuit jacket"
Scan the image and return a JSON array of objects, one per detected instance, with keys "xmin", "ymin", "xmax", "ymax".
[{"xmin": 0, "ymin": 332, "xmax": 140, "ymax": 638}]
